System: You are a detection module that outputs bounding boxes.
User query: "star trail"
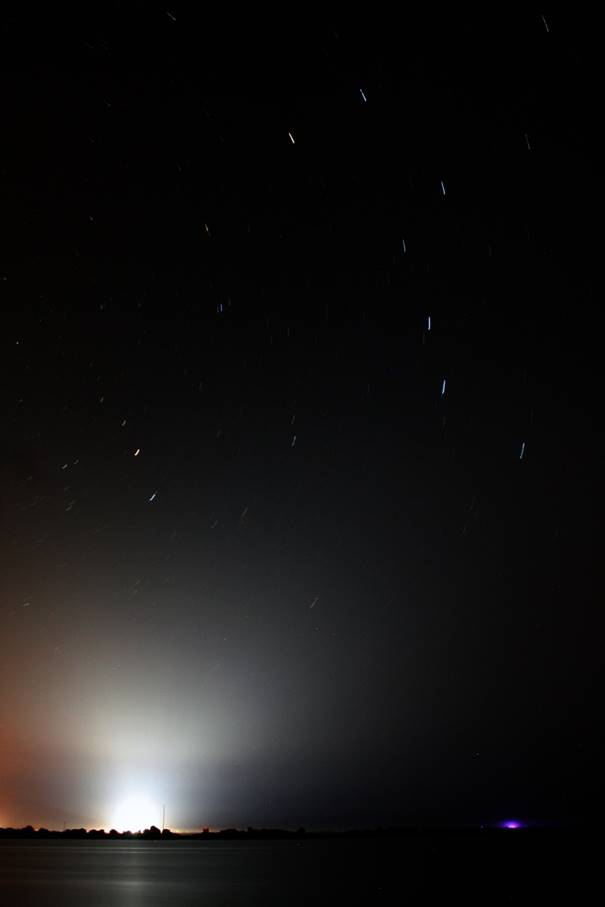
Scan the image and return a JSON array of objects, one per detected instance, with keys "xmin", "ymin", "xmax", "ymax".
[{"xmin": 0, "ymin": 11, "xmax": 601, "ymax": 834}]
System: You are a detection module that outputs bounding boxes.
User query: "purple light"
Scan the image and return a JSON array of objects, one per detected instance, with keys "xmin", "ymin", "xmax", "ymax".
[{"xmin": 503, "ymin": 821, "xmax": 521, "ymax": 829}]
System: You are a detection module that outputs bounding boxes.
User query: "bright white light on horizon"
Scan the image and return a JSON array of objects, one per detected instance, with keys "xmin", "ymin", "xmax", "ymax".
[{"xmin": 108, "ymin": 793, "xmax": 161, "ymax": 832}]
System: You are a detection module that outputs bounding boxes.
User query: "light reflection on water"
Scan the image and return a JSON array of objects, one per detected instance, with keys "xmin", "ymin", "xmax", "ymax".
[
  {"xmin": 0, "ymin": 840, "xmax": 327, "ymax": 906},
  {"xmin": 0, "ymin": 833, "xmax": 570, "ymax": 904}
]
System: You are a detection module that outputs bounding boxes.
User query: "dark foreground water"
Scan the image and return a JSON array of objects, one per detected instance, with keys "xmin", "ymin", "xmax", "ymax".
[{"xmin": 0, "ymin": 834, "xmax": 593, "ymax": 905}]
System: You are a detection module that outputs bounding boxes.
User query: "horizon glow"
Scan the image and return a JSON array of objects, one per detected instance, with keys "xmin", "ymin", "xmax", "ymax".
[{"xmin": 107, "ymin": 794, "xmax": 162, "ymax": 833}]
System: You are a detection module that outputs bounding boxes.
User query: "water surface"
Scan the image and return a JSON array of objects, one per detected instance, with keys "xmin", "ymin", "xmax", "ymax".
[{"xmin": 0, "ymin": 833, "xmax": 587, "ymax": 905}]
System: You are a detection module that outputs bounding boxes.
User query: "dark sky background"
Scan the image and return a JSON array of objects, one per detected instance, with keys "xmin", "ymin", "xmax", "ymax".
[{"xmin": 0, "ymin": 10, "xmax": 602, "ymax": 831}]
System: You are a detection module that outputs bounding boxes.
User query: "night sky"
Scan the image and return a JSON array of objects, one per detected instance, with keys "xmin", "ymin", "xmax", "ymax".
[{"xmin": 1, "ymin": 11, "xmax": 602, "ymax": 832}]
